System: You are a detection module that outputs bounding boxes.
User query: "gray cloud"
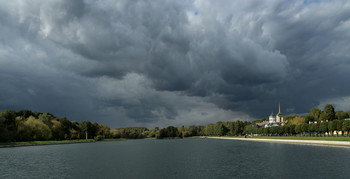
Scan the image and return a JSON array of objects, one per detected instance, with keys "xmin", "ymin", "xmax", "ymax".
[{"xmin": 1, "ymin": 0, "xmax": 350, "ymax": 128}]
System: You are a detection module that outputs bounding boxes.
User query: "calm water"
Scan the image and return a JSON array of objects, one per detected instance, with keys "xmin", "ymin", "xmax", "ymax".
[{"xmin": 1, "ymin": 138, "xmax": 350, "ymax": 178}]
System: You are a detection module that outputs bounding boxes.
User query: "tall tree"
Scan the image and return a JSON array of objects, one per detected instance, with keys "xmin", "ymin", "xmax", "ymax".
[
  {"xmin": 336, "ymin": 111, "xmax": 349, "ymax": 120},
  {"xmin": 320, "ymin": 122, "xmax": 328, "ymax": 136},
  {"xmin": 51, "ymin": 120, "xmax": 65, "ymax": 140},
  {"xmin": 295, "ymin": 125, "xmax": 301, "ymax": 135},
  {"xmin": 20, "ymin": 116, "xmax": 52, "ymax": 141},
  {"xmin": 336, "ymin": 120, "xmax": 343, "ymax": 136},
  {"xmin": 323, "ymin": 104, "xmax": 336, "ymax": 121},
  {"xmin": 301, "ymin": 124, "xmax": 309, "ymax": 136},
  {"xmin": 79, "ymin": 121, "xmax": 92, "ymax": 139},
  {"xmin": 319, "ymin": 113, "xmax": 327, "ymax": 122},
  {"xmin": 0, "ymin": 110, "xmax": 18, "ymax": 142},
  {"xmin": 289, "ymin": 125, "xmax": 296, "ymax": 136},
  {"xmin": 215, "ymin": 122, "xmax": 228, "ymax": 136},
  {"xmin": 165, "ymin": 126, "xmax": 178, "ymax": 137},
  {"xmin": 328, "ymin": 121, "xmax": 336, "ymax": 136},
  {"xmin": 342, "ymin": 121, "xmax": 350, "ymax": 136},
  {"xmin": 310, "ymin": 108, "xmax": 321, "ymax": 121},
  {"xmin": 304, "ymin": 114, "xmax": 314, "ymax": 123}
]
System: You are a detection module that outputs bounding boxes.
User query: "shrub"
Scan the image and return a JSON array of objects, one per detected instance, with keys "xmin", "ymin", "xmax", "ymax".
[{"xmin": 94, "ymin": 135, "xmax": 103, "ymax": 141}]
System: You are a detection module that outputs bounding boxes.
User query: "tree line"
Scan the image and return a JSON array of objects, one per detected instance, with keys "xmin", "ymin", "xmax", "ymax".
[
  {"xmin": 0, "ymin": 110, "xmax": 113, "ymax": 142},
  {"xmin": 245, "ymin": 104, "xmax": 350, "ymax": 136},
  {"xmin": 0, "ymin": 109, "xmax": 244, "ymax": 142},
  {"xmin": 245, "ymin": 120, "xmax": 350, "ymax": 137},
  {"xmin": 1, "ymin": 104, "xmax": 350, "ymax": 142},
  {"xmin": 155, "ymin": 104, "xmax": 350, "ymax": 138}
]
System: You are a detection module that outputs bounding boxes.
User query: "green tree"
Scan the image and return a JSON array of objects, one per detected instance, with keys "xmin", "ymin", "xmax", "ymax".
[
  {"xmin": 166, "ymin": 126, "xmax": 178, "ymax": 137},
  {"xmin": 110, "ymin": 129, "xmax": 121, "ymax": 138},
  {"xmin": 308, "ymin": 124, "xmax": 313, "ymax": 136},
  {"xmin": 301, "ymin": 124, "xmax": 309, "ymax": 136},
  {"xmin": 58, "ymin": 117, "xmax": 72, "ymax": 139},
  {"xmin": 285, "ymin": 115, "xmax": 298, "ymax": 121},
  {"xmin": 313, "ymin": 123, "xmax": 320, "ymax": 136},
  {"xmin": 215, "ymin": 122, "xmax": 228, "ymax": 136},
  {"xmin": 289, "ymin": 125, "xmax": 296, "ymax": 136},
  {"xmin": 323, "ymin": 104, "xmax": 336, "ymax": 121},
  {"xmin": 17, "ymin": 110, "xmax": 35, "ymax": 119},
  {"xmin": 328, "ymin": 121, "xmax": 336, "ymax": 136},
  {"xmin": 204, "ymin": 124, "xmax": 215, "ymax": 136},
  {"xmin": 20, "ymin": 116, "xmax": 52, "ymax": 141},
  {"xmin": 295, "ymin": 125, "xmax": 301, "ymax": 135},
  {"xmin": 188, "ymin": 125, "xmax": 200, "ymax": 136},
  {"xmin": 342, "ymin": 121, "xmax": 350, "ymax": 136},
  {"xmin": 335, "ymin": 120, "xmax": 343, "ymax": 136},
  {"xmin": 310, "ymin": 107, "xmax": 321, "ymax": 121},
  {"xmin": 51, "ymin": 120, "xmax": 65, "ymax": 140},
  {"xmin": 79, "ymin": 121, "xmax": 92, "ymax": 139},
  {"xmin": 346, "ymin": 110, "xmax": 350, "ymax": 118},
  {"xmin": 70, "ymin": 128, "xmax": 80, "ymax": 139},
  {"xmin": 38, "ymin": 113, "xmax": 54, "ymax": 127},
  {"xmin": 96, "ymin": 124, "xmax": 111, "ymax": 139},
  {"xmin": 244, "ymin": 124, "xmax": 253, "ymax": 135},
  {"xmin": 336, "ymin": 111, "xmax": 349, "ymax": 121},
  {"xmin": 320, "ymin": 122, "xmax": 328, "ymax": 136},
  {"xmin": 233, "ymin": 120, "xmax": 244, "ymax": 136},
  {"xmin": 0, "ymin": 110, "xmax": 18, "ymax": 142},
  {"xmin": 158, "ymin": 126, "xmax": 178, "ymax": 138},
  {"xmin": 319, "ymin": 113, "xmax": 327, "ymax": 122},
  {"xmin": 304, "ymin": 114, "xmax": 314, "ymax": 124},
  {"xmin": 225, "ymin": 122, "xmax": 234, "ymax": 136}
]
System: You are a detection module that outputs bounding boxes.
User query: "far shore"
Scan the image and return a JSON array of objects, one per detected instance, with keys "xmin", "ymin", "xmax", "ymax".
[
  {"xmin": 0, "ymin": 139, "xmax": 96, "ymax": 148},
  {"xmin": 208, "ymin": 136, "xmax": 350, "ymax": 147},
  {"xmin": 0, "ymin": 138, "xmax": 135, "ymax": 148}
]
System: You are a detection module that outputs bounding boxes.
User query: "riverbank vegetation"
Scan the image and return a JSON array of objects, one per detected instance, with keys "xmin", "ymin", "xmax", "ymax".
[
  {"xmin": 1, "ymin": 104, "xmax": 350, "ymax": 143},
  {"xmin": 0, "ymin": 139, "xmax": 94, "ymax": 146}
]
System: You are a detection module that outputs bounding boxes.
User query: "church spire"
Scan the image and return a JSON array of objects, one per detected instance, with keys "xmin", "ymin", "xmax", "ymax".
[{"xmin": 279, "ymin": 102, "xmax": 281, "ymax": 113}]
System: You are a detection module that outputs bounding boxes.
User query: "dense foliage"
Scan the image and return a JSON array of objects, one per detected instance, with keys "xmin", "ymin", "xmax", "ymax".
[
  {"xmin": 1, "ymin": 104, "xmax": 350, "ymax": 142},
  {"xmin": 0, "ymin": 110, "xmax": 114, "ymax": 142}
]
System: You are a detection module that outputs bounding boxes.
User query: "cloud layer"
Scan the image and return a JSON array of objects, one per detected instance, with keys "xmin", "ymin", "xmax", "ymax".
[{"xmin": 1, "ymin": 0, "xmax": 350, "ymax": 128}]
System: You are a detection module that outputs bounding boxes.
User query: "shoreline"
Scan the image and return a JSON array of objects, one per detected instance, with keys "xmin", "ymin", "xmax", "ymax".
[
  {"xmin": 208, "ymin": 136, "xmax": 350, "ymax": 147},
  {"xmin": 4, "ymin": 137, "xmax": 350, "ymax": 148},
  {"xmin": 0, "ymin": 138, "xmax": 136, "ymax": 148},
  {"xmin": 0, "ymin": 140, "xmax": 95, "ymax": 148}
]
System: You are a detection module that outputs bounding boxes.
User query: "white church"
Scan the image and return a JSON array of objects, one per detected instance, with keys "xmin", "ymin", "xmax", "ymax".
[{"xmin": 255, "ymin": 103, "xmax": 286, "ymax": 128}]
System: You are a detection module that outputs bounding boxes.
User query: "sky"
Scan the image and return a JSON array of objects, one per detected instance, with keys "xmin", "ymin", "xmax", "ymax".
[{"xmin": 1, "ymin": 0, "xmax": 350, "ymax": 128}]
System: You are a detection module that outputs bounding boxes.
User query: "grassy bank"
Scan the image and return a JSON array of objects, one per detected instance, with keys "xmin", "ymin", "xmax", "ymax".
[
  {"xmin": 0, "ymin": 139, "xmax": 95, "ymax": 147},
  {"xmin": 218, "ymin": 136, "xmax": 350, "ymax": 142},
  {"xmin": 102, "ymin": 138, "xmax": 127, "ymax": 141}
]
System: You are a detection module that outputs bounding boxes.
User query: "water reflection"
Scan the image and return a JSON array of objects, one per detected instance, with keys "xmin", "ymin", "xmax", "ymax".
[{"xmin": 1, "ymin": 139, "xmax": 350, "ymax": 178}]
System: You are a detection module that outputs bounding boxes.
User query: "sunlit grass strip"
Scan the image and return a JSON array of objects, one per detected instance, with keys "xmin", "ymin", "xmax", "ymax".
[
  {"xmin": 219, "ymin": 136, "xmax": 350, "ymax": 142},
  {"xmin": 0, "ymin": 139, "xmax": 95, "ymax": 146},
  {"xmin": 102, "ymin": 138, "xmax": 127, "ymax": 141}
]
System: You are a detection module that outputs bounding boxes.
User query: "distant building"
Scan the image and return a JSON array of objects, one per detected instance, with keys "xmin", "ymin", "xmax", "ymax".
[{"xmin": 253, "ymin": 103, "xmax": 286, "ymax": 128}]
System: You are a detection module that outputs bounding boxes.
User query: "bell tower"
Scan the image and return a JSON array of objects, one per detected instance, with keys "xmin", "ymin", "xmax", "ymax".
[
  {"xmin": 276, "ymin": 102, "xmax": 283, "ymax": 123},
  {"xmin": 279, "ymin": 102, "xmax": 281, "ymax": 114}
]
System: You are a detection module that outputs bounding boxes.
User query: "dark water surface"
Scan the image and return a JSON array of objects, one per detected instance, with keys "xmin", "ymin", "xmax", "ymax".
[{"xmin": 1, "ymin": 138, "xmax": 350, "ymax": 178}]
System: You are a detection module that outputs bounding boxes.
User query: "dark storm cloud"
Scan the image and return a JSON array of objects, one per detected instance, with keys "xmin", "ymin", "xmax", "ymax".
[{"xmin": 1, "ymin": 0, "xmax": 350, "ymax": 127}]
